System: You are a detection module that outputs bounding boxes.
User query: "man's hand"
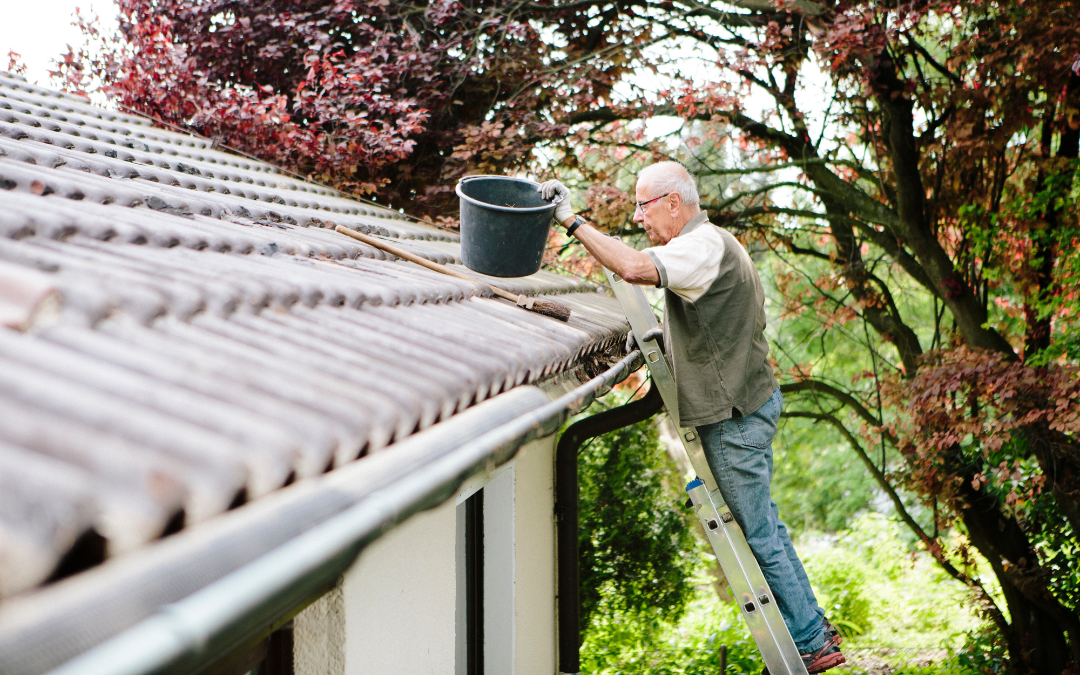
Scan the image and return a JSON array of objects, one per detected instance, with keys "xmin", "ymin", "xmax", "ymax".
[
  {"xmin": 540, "ymin": 178, "xmax": 660, "ymax": 286},
  {"xmin": 539, "ymin": 180, "xmax": 574, "ymax": 225}
]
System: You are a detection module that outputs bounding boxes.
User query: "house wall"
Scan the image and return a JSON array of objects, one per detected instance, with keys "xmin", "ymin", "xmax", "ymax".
[
  {"xmin": 293, "ymin": 585, "xmax": 346, "ymax": 675},
  {"xmin": 512, "ymin": 435, "xmax": 557, "ymax": 675},
  {"xmin": 343, "ymin": 498, "xmax": 459, "ymax": 674},
  {"xmin": 484, "ymin": 467, "xmax": 516, "ymax": 674},
  {"xmin": 478, "ymin": 434, "xmax": 558, "ymax": 675},
  {"xmin": 291, "ymin": 435, "xmax": 556, "ymax": 675}
]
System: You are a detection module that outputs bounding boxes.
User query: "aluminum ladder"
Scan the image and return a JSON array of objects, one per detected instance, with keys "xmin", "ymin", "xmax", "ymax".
[{"xmin": 605, "ymin": 269, "xmax": 808, "ymax": 675}]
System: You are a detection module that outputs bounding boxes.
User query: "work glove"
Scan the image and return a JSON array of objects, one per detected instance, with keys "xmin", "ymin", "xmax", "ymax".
[
  {"xmin": 625, "ymin": 327, "xmax": 665, "ymax": 354},
  {"xmin": 539, "ymin": 179, "xmax": 574, "ymax": 226}
]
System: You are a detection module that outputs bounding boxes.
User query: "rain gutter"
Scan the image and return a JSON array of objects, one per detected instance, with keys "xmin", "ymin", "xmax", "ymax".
[{"xmin": 0, "ymin": 350, "xmax": 642, "ymax": 675}]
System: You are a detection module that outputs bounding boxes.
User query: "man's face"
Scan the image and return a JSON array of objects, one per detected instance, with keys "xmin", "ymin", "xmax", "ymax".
[{"xmin": 632, "ymin": 180, "xmax": 678, "ymax": 244}]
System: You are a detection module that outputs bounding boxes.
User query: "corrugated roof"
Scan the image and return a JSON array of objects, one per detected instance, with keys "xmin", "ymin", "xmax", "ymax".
[{"xmin": 0, "ymin": 72, "xmax": 627, "ymax": 601}]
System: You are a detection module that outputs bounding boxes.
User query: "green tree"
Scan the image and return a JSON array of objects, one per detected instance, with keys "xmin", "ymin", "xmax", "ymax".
[{"xmin": 578, "ymin": 413, "xmax": 698, "ymax": 634}]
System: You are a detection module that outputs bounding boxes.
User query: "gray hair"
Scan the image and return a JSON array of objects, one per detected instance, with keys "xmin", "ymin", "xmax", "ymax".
[{"xmin": 638, "ymin": 161, "xmax": 700, "ymax": 207}]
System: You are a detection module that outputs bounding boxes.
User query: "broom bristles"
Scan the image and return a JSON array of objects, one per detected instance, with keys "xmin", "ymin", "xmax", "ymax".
[{"xmin": 529, "ymin": 299, "xmax": 572, "ymax": 322}]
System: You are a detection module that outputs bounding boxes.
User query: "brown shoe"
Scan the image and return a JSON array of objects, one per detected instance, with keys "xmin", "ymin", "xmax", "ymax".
[{"xmin": 801, "ymin": 642, "xmax": 846, "ymax": 673}]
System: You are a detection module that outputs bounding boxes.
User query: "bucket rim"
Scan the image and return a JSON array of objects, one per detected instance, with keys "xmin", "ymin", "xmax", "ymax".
[{"xmin": 455, "ymin": 175, "xmax": 562, "ymax": 214}]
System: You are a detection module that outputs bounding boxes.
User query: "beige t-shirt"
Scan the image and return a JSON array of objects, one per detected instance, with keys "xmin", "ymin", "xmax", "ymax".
[{"xmin": 643, "ymin": 214, "xmax": 726, "ymax": 303}]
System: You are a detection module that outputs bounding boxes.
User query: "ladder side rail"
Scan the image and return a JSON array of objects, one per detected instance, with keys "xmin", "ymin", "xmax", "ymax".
[
  {"xmin": 604, "ymin": 268, "xmax": 809, "ymax": 675},
  {"xmin": 603, "ymin": 270, "xmax": 718, "ymax": 492}
]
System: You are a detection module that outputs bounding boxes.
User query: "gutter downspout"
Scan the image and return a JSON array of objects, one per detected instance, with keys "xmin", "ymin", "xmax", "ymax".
[
  {"xmin": 555, "ymin": 381, "xmax": 663, "ymax": 675},
  {"xmin": 22, "ymin": 350, "xmax": 643, "ymax": 675}
]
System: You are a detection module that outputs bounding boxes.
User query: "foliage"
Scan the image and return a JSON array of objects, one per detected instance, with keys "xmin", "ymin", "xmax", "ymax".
[
  {"xmin": 582, "ymin": 512, "xmax": 990, "ymax": 675},
  {"xmin": 883, "ymin": 346, "xmax": 1080, "ymax": 526},
  {"xmin": 771, "ymin": 414, "xmax": 878, "ymax": 533},
  {"xmin": 958, "ymin": 626, "xmax": 1010, "ymax": 675},
  {"xmin": 54, "ymin": 0, "xmax": 464, "ymax": 199},
  {"xmin": 62, "ymin": 0, "xmax": 1080, "ymax": 668},
  {"xmin": 581, "ymin": 578, "xmax": 764, "ymax": 675},
  {"xmin": 53, "ymin": 0, "xmax": 638, "ymax": 211},
  {"xmin": 807, "ymin": 555, "xmax": 873, "ymax": 640},
  {"xmin": 801, "ymin": 514, "xmax": 983, "ymax": 647},
  {"xmin": 577, "ymin": 405, "xmax": 698, "ymax": 634},
  {"xmin": 5, "ymin": 51, "xmax": 27, "ymax": 77}
]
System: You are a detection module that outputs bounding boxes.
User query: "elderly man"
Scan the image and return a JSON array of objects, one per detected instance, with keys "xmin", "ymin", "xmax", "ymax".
[{"xmin": 540, "ymin": 162, "xmax": 845, "ymax": 673}]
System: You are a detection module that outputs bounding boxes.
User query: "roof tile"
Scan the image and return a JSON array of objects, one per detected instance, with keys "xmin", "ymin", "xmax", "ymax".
[{"xmin": 0, "ymin": 73, "xmax": 627, "ymax": 600}]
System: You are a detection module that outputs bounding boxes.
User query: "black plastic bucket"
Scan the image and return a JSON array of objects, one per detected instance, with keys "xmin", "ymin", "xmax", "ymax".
[{"xmin": 456, "ymin": 175, "xmax": 560, "ymax": 277}]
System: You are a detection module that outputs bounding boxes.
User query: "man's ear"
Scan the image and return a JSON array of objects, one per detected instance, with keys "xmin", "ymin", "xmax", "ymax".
[{"xmin": 667, "ymin": 192, "xmax": 682, "ymax": 216}]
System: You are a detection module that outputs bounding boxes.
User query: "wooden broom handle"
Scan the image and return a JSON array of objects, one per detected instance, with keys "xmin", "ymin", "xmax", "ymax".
[{"xmin": 335, "ymin": 225, "xmax": 518, "ymax": 303}]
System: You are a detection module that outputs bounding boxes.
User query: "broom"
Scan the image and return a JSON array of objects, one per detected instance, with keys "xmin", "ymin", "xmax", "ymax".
[{"xmin": 335, "ymin": 225, "xmax": 572, "ymax": 322}]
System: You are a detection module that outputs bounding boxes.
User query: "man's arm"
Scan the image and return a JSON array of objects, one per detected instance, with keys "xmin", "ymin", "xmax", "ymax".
[
  {"xmin": 539, "ymin": 178, "xmax": 659, "ymax": 285},
  {"xmin": 566, "ymin": 219, "xmax": 660, "ymax": 286}
]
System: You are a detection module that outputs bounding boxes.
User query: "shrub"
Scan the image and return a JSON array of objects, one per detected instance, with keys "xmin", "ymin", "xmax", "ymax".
[{"xmin": 577, "ymin": 408, "xmax": 698, "ymax": 634}]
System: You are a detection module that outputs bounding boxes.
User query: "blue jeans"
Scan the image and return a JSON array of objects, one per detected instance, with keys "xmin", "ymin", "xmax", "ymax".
[{"xmin": 696, "ymin": 388, "xmax": 826, "ymax": 653}]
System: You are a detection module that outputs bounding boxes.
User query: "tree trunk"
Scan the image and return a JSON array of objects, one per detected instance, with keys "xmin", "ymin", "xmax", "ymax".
[
  {"xmin": 1026, "ymin": 425, "xmax": 1080, "ymax": 547},
  {"xmin": 957, "ymin": 474, "xmax": 1080, "ymax": 674}
]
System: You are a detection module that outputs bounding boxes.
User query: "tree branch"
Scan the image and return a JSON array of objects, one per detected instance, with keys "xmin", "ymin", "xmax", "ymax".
[
  {"xmin": 669, "ymin": 0, "xmax": 824, "ymax": 20},
  {"xmin": 714, "ymin": 181, "xmax": 824, "ymax": 212},
  {"xmin": 867, "ymin": 52, "xmax": 1017, "ymax": 358},
  {"xmin": 560, "ymin": 94, "xmax": 1012, "ymax": 362},
  {"xmin": 562, "ymin": 104, "xmax": 901, "ymax": 234},
  {"xmin": 697, "ymin": 158, "xmax": 873, "ymax": 177},
  {"xmin": 905, "ymin": 37, "xmax": 962, "ymax": 84},
  {"xmin": 780, "ymin": 379, "xmax": 892, "ymax": 440},
  {"xmin": 783, "ymin": 410, "xmax": 1010, "ymax": 634}
]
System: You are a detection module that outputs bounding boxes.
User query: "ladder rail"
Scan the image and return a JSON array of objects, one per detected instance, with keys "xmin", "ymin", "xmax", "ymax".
[
  {"xmin": 603, "ymin": 271, "xmax": 718, "ymax": 492},
  {"xmin": 604, "ymin": 269, "xmax": 809, "ymax": 675}
]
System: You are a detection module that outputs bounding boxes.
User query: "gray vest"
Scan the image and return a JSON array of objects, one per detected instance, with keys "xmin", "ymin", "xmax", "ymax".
[{"xmin": 660, "ymin": 215, "xmax": 778, "ymax": 427}]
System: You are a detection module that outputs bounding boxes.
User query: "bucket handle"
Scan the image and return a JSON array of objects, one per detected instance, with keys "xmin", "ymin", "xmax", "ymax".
[
  {"xmin": 457, "ymin": 174, "xmax": 564, "ymax": 204},
  {"xmin": 459, "ymin": 174, "xmax": 509, "ymax": 182}
]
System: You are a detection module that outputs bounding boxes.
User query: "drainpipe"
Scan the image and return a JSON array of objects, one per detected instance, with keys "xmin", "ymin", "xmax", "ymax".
[
  {"xmin": 13, "ymin": 350, "xmax": 644, "ymax": 675},
  {"xmin": 555, "ymin": 380, "xmax": 663, "ymax": 675}
]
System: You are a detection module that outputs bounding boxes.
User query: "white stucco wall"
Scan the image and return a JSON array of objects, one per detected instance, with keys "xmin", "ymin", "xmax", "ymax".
[
  {"xmin": 341, "ymin": 497, "xmax": 459, "ymax": 675},
  {"xmin": 293, "ymin": 585, "xmax": 346, "ymax": 675},
  {"xmin": 293, "ymin": 434, "xmax": 557, "ymax": 675},
  {"xmin": 511, "ymin": 436, "xmax": 557, "ymax": 675},
  {"xmin": 484, "ymin": 467, "xmax": 516, "ymax": 673}
]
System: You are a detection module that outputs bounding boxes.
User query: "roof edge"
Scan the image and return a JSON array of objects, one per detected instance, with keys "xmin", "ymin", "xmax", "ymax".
[{"xmin": 0, "ymin": 350, "xmax": 644, "ymax": 675}]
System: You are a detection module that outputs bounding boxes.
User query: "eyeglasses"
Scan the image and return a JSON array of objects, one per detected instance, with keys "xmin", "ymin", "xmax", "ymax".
[{"xmin": 635, "ymin": 193, "xmax": 670, "ymax": 214}]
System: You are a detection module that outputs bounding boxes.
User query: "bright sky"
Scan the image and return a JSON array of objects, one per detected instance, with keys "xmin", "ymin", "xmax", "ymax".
[{"xmin": 0, "ymin": 0, "xmax": 117, "ymax": 86}]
